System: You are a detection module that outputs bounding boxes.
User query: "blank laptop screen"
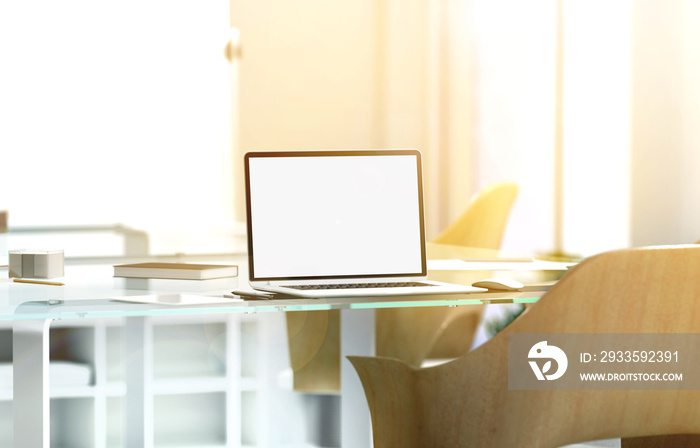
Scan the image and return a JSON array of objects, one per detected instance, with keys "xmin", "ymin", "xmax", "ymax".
[{"xmin": 245, "ymin": 151, "xmax": 426, "ymax": 281}]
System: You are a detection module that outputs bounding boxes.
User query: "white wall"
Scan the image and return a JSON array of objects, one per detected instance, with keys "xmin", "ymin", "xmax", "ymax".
[
  {"xmin": 231, "ymin": 1, "xmax": 380, "ymax": 153},
  {"xmin": 472, "ymin": 0, "xmax": 700, "ymax": 256},
  {"xmin": 4, "ymin": 0, "xmax": 698, "ymax": 255},
  {"xmin": 471, "ymin": 0, "xmax": 557, "ymax": 255},
  {"xmin": 681, "ymin": 0, "xmax": 700, "ymax": 245},
  {"xmin": 562, "ymin": 0, "xmax": 631, "ymax": 257},
  {"xmin": 231, "ymin": 0, "xmax": 476, "ymax": 238},
  {"xmin": 230, "ymin": 0, "xmax": 383, "ymax": 228},
  {"xmin": 631, "ymin": 0, "xmax": 700, "ymax": 246}
]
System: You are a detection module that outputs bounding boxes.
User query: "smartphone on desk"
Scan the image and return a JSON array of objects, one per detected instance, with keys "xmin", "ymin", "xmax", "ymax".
[{"xmin": 228, "ymin": 290, "xmax": 276, "ymax": 300}]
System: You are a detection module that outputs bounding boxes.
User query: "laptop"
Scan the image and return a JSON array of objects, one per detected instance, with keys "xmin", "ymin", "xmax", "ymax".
[{"xmin": 244, "ymin": 150, "xmax": 484, "ymax": 298}]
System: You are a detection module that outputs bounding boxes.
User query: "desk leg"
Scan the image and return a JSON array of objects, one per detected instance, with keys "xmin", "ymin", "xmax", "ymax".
[
  {"xmin": 341, "ymin": 308, "xmax": 375, "ymax": 448},
  {"xmin": 13, "ymin": 319, "xmax": 53, "ymax": 448},
  {"xmin": 124, "ymin": 316, "xmax": 154, "ymax": 448}
]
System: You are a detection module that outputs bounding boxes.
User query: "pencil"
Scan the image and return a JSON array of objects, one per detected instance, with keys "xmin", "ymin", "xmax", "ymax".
[{"xmin": 12, "ymin": 278, "xmax": 64, "ymax": 286}]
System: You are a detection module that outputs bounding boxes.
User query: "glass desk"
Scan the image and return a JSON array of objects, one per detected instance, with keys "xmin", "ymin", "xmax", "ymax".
[{"xmin": 2, "ymin": 244, "xmax": 568, "ymax": 448}]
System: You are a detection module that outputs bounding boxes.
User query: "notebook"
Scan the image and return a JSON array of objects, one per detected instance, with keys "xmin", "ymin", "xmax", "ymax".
[{"xmin": 244, "ymin": 150, "xmax": 484, "ymax": 298}]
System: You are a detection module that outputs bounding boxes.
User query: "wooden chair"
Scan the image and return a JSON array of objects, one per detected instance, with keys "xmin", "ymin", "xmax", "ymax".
[
  {"xmin": 622, "ymin": 435, "xmax": 700, "ymax": 448},
  {"xmin": 350, "ymin": 245, "xmax": 700, "ymax": 447},
  {"xmin": 287, "ymin": 182, "xmax": 518, "ymax": 391},
  {"xmin": 286, "ymin": 308, "xmax": 341, "ymax": 392},
  {"xmin": 622, "ymin": 235, "xmax": 700, "ymax": 448}
]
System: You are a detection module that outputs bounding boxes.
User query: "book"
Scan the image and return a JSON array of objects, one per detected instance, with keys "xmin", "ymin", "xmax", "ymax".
[
  {"xmin": 114, "ymin": 276, "xmax": 238, "ymax": 292},
  {"xmin": 113, "ymin": 262, "xmax": 238, "ymax": 280}
]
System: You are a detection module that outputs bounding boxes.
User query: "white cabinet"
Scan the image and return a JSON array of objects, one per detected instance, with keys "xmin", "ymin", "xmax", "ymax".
[{"xmin": 0, "ymin": 312, "xmax": 304, "ymax": 448}]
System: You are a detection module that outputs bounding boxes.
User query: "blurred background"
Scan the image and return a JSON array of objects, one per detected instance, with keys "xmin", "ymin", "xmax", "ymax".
[{"xmin": 1, "ymin": 0, "xmax": 699, "ymax": 258}]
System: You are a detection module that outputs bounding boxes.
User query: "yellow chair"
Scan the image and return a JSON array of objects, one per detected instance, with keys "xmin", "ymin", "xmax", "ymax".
[
  {"xmin": 350, "ymin": 245, "xmax": 700, "ymax": 447},
  {"xmin": 432, "ymin": 181, "xmax": 519, "ymax": 248},
  {"xmin": 288, "ymin": 182, "xmax": 519, "ymax": 391}
]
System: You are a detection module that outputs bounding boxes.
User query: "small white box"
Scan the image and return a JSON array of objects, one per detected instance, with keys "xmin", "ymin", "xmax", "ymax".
[{"xmin": 9, "ymin": 250, "xmax": 64, "ymax": 279}]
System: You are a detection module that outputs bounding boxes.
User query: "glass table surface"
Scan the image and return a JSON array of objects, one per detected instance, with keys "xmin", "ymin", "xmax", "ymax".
[
  {"xmin": 2, "ymin": 243, "xmax": 571, "ymax": 448},
  {"xmin": 1, "ymin": 244, "xmax": 566, "ymax": 321}
]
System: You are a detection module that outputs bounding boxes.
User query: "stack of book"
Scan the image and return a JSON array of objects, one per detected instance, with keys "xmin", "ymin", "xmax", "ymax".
[{"xmin": 113, "ymin": 262, "xmax": 238, "ymax": 292}]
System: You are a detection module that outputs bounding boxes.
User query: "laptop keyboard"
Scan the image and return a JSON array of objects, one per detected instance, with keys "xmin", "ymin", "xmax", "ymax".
[{"xmin": 286, "ymin": 282, "xmax": 435, "ymax": 290}]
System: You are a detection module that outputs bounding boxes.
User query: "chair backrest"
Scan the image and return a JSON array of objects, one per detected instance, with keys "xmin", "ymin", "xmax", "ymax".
[
  {"xmin": 432, "ymin": 181, "xmax": 519, "ymax": 250},
  {"xmin": 351, "ymin": 245, "xmax": 700, "ymax": 447}
]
